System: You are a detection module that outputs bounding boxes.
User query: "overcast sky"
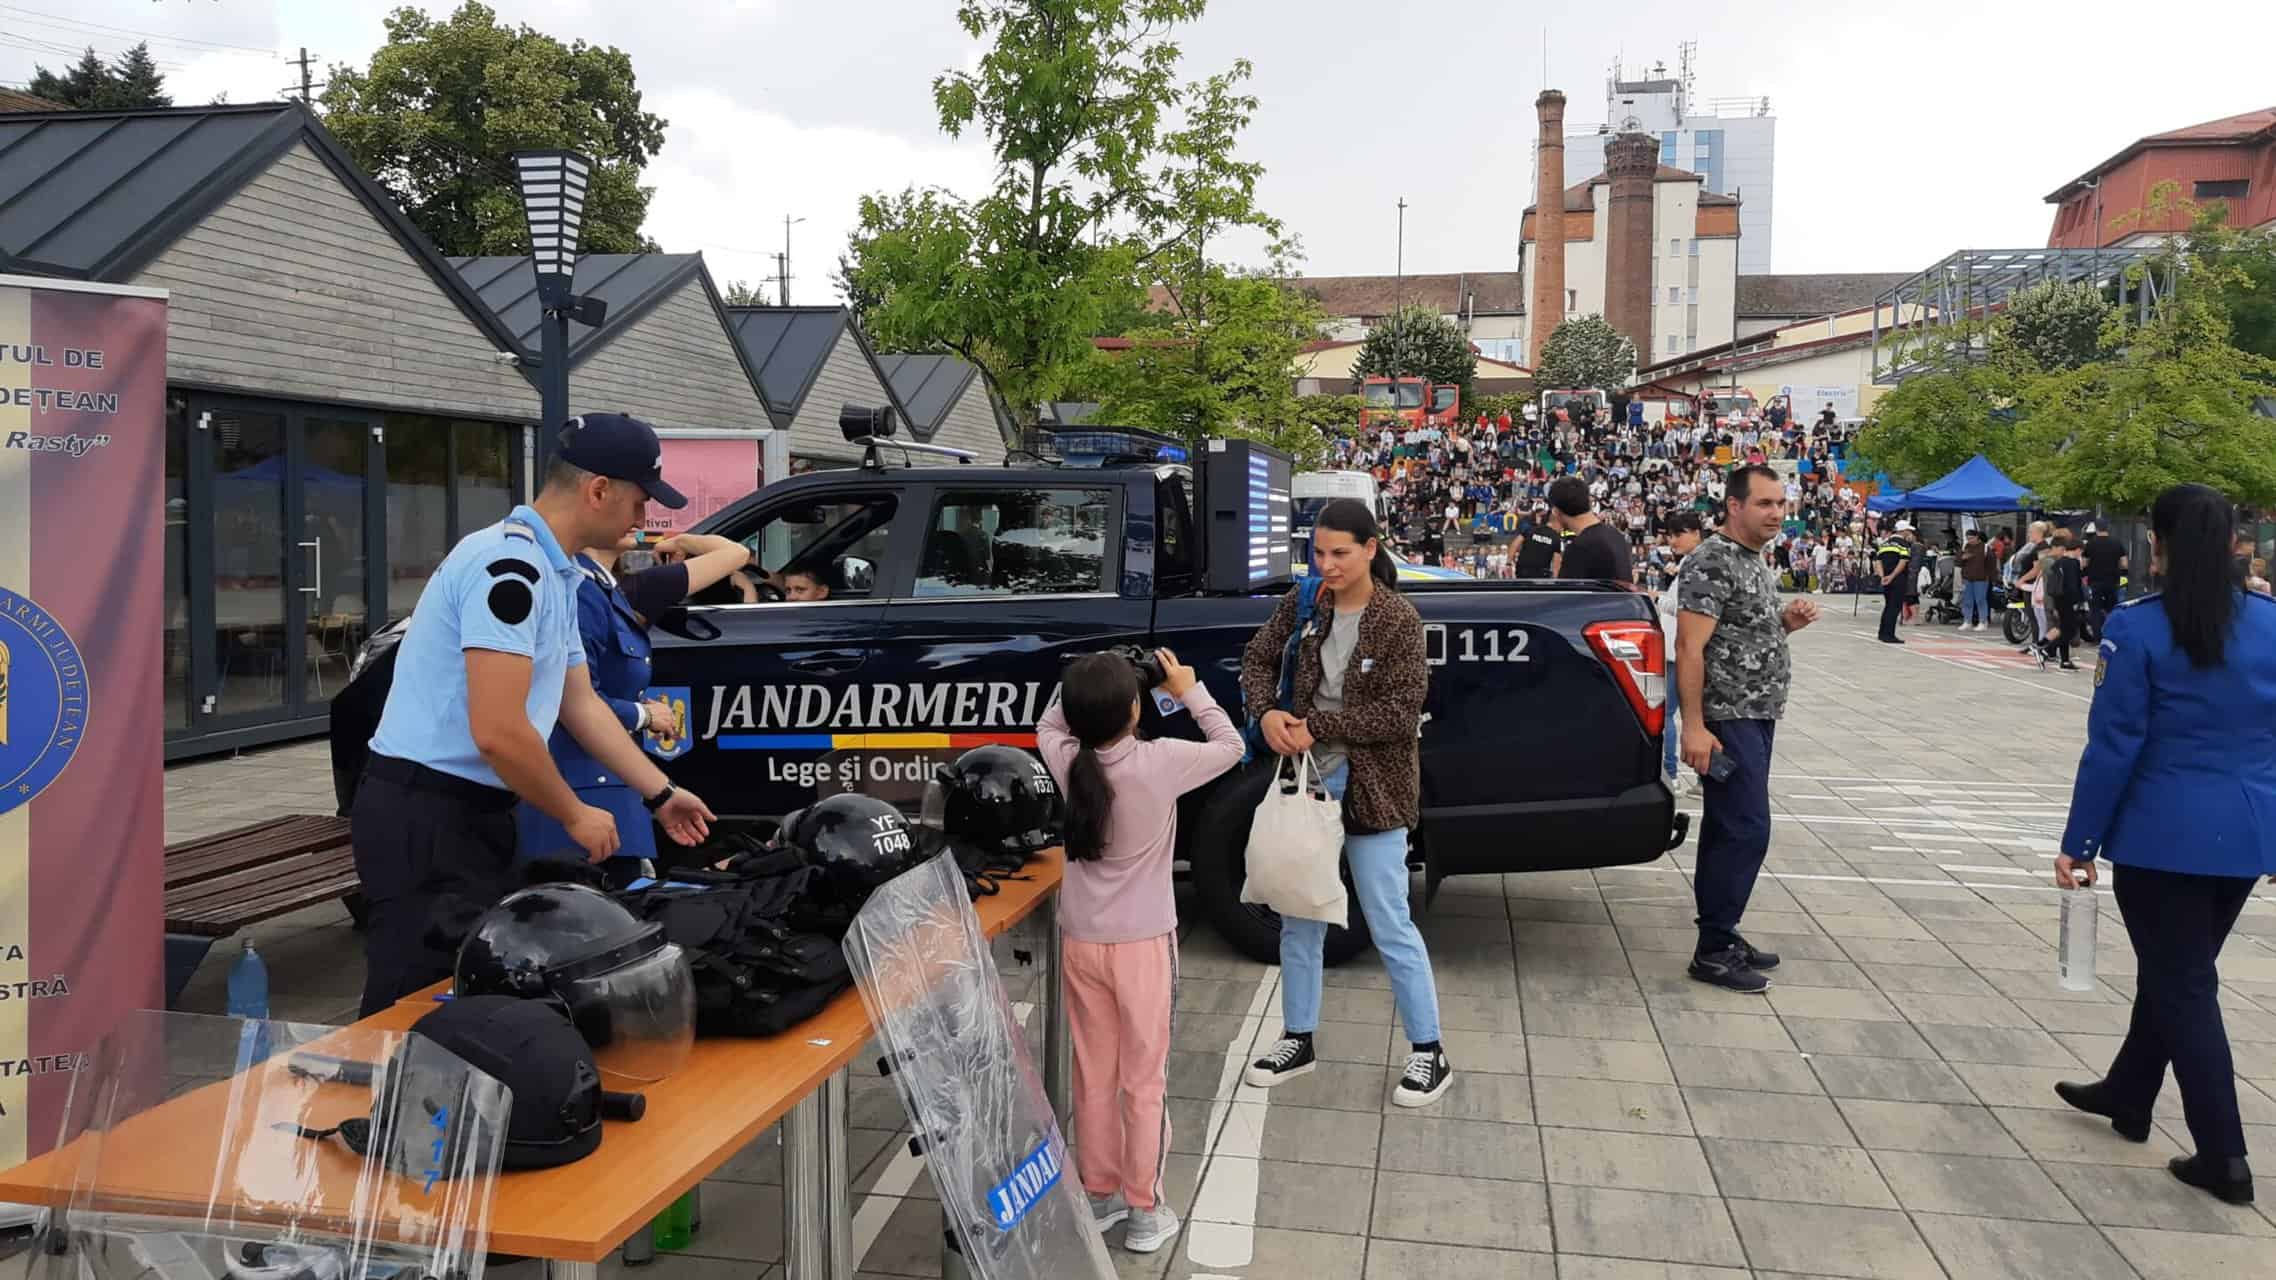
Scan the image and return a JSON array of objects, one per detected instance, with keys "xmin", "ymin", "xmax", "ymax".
[{"xmin": 9, "ymin": 1, "xmax": 2276, "ymax": 298}]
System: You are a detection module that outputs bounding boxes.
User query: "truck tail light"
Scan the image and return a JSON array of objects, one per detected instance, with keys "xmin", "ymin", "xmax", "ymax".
[{"xmin": 1584, "ymin": 619, "xmax": 1665, "ymax": 738}]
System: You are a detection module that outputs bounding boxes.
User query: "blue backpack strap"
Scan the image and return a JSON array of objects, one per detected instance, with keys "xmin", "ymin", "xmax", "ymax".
[{"xmin": 1243, "ymin": 578, "xmax": 1325, "ymax": 766}]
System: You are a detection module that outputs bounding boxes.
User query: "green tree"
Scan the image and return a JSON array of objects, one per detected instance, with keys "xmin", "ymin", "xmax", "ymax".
[
  {"xmin": 721, "ymin": 280, "xmax": 768, "ymax": 306},
  {"xmin": 1994, "ymin": 279, "xmax": 2112, "ymax": 373},
  {"xmin": 320, "ymin": 3, "xmax": 667, "ymax": 257},
  {"xmin": 2017, "ymin": 287, "xmax": 2276, "ymax": 511},
  {"xmin": 1533, "ymin": 314, "xmax": 1635, "ymax": 392},
  {"xmin": 843, "ymin": 0, "xmax": 1278, "ymax": 424},
  {"xmin": 1090, "ymin": 246, "xmax": 1327, "ymax": 465},
  {"xmin": 1352, "ymin": 305, "xmax": 1478, "ymax": 405},
  {"xmin": 28, "ymin": 43, "xmax": 170, "ymax": 108},
  {"xmin": 1852, "ymin": 358, "xmax": 2016, "ymax": 489}
]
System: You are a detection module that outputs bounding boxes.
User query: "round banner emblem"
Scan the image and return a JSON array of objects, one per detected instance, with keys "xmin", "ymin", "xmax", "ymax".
[{"xmin": 0, "ymin": 588, "xmax": 90, "ymax": 816}]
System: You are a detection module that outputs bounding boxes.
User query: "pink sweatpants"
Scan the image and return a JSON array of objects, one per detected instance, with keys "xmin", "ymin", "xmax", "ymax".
[{"xmin": 1062, "ymin": 931, "xmax": 1176, "ymax": 1210}]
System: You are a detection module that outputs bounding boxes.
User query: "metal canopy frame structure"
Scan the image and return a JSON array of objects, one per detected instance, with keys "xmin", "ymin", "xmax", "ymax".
[{"xmin": 1869, "ymin": 246, "xmax": 2167, "ymax": 384}]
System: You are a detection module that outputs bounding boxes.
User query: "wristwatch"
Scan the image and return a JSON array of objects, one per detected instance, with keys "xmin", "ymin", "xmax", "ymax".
[{"xmin": 643, "ymin": 783, "xmax": 676, "ymax": 812}]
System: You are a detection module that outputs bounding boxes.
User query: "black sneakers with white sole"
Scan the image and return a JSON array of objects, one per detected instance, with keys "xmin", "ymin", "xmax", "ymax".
[
  {"xmin": 1244, "ymin": 1033, "xmax": 1316, "ymax": 1088},
  {"xmin": 1392, "ymin": 1047, "xmax": 1453, "ymax": 1107}
]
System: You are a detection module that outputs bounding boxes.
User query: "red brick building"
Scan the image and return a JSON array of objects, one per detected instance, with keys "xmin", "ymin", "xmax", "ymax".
[{"xmin": 2046, "ymin": 105, "xmax": 2276, "ymax": 248}]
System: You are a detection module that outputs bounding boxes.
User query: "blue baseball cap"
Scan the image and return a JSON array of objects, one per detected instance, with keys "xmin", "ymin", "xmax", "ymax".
[{"xmin": 556, "ymin": 412, "xmax": 687, "ymax": 509}]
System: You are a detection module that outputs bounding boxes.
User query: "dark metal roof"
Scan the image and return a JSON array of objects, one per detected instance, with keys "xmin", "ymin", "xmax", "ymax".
[
  {"xmin": 873, "ymin": 352, "xmax": 979, "ymax": 441},
  {"xmin": 725, "ymin": 305, "xmax": 886, "ymax": 422},
  {"xmin": 1735, "ymin": 273, "xmax": 1914, "ymax": 318},
  {"xmin": 0, "ymin": 100, "xmax": 523, "ymax": 355},
  {"xmin": 453, "ymin": 253, "xmax": 700, "ymax": 363}
]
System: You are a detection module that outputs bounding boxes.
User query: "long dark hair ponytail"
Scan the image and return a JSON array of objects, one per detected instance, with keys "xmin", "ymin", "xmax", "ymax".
[
  {"xmin": 1315, "ymin": 497, "xmax": 1397, "ymax": 592},
  {"xmin": 2151, "ymin": 483, "xmax": 2238, "ymax": 669},
  {"xmin": 1057, "ymin": 653, "xmax": 1141, "ymax": 862}
]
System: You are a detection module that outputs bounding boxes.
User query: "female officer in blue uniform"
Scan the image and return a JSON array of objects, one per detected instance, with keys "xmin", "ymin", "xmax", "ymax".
[
  {"xmin": 517, "ymin": 529, "xmax": 751, "ymax": 875},
  {"xmin": 2054, "ymin": 483, "xmax": 2276, "ymax": 1207}
]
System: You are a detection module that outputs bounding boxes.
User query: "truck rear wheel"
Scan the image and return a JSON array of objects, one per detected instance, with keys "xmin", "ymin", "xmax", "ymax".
[{"xmin": 1188, "ymin": 759, "xmax": 1373, "ymax": 967}]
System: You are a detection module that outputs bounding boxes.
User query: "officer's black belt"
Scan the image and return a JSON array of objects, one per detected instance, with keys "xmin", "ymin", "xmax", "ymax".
[{"xmin": 363, "ymin": 753, "xmax": 518, "ymax": 811}]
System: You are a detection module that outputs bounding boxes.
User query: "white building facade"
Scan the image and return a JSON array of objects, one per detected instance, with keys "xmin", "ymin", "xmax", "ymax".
[
  {"xmin": 1519, "ymin": 168, "xmax": 1740, "ymax": 365},
  {"xmin": 1549, "ymin": 58, "xmax": 1778, "ymax": 275}
]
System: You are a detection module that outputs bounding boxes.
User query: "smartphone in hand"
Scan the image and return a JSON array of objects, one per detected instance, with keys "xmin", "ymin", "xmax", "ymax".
[{"xmin": 1704, "ymin": 747, "xmax": 1739, "ymax": 783}]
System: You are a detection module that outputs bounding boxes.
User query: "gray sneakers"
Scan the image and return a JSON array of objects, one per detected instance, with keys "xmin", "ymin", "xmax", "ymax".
[
  {"xmin": 1087, "ymin": 1190, "xmax": 1130, "ymax": 1231},
  {"xmin": 1122, "ymin": 1204, "xmax": 1180, "ymax": 1253}
]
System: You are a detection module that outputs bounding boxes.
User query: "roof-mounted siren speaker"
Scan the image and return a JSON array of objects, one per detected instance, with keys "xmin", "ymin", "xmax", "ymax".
[{"xmin": 840, "ymin": 403, "xmax": 898, "ymax": 443}]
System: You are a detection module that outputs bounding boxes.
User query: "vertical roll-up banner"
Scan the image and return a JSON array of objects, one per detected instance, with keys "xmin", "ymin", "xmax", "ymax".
[{"xmin": 0, "ymin": 275, "xmax": 168, "ymax": 1164}]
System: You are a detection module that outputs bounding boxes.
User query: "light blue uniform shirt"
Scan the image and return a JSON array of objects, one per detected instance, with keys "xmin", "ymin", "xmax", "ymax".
[{"xmin": 368, "ymin": 505, "xmax": 588, "ymax": 788}]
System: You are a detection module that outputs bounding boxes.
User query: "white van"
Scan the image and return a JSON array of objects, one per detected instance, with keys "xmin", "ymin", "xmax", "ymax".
[{"xmin": 1291, "ymin": 470, "xmax": 1387, "ymax": 571}]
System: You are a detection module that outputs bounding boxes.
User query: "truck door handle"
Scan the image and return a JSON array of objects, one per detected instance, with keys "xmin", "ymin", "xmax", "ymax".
[{"xmin": 789, "ymin": 653, "xmax": 864, "ymax": 676}]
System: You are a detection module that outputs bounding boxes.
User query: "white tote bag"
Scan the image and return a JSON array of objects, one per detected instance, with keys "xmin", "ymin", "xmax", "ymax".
[{"xmin": 1239, "ymin": 752, "xmax": 1349, "ymax": 926}]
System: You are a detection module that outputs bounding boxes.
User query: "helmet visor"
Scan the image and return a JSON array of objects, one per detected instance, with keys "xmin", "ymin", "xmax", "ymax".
[
  {"xmin": 918, "ymin": 777, "xmax": 949, "ymax": 831},
  {"xmin": 558, "ymin": 941, "xmax": 695, "ymax": 1084}
]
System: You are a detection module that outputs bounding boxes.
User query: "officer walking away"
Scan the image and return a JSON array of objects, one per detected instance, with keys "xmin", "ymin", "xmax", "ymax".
[
  {"xmin": 1876, "ymin": 521, "xmax": 1914, "ymax": 644},
  {"xmin": 2082, "ymin": 521, "xmax": 2127, "ymax": 635},
  {"xmin": 354, "ymin": 413, "xmax": 717, "ymax": 1015},
  {"xmin": 2054, "ymin": 483, "xmax": 2276, "ymax": 1207},
  {"xmin": 1513, "ymin": 516, "xmax": 1559, "ymax": 580},
  {"xmin": 1550, "ymin": 476, "xmax": 1634, "ymax": 583},
  {"xmin": 1676, "ymin": 465, "xmax": 1817, "ymax": 992}
]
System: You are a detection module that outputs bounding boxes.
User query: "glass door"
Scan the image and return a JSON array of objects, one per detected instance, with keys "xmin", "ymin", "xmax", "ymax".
[{"xmin": 184, "ymin": 398, "xmax": 381, "ymax": 737}]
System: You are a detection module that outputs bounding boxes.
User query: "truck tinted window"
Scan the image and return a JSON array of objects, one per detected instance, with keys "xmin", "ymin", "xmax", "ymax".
[
  {"xmin": 732, "ymin": 494, "xmax": 897, "ymax": 601},
  {"xmin": 918, "ymin": 488, "xmax": 1111, "ymax": 597}
]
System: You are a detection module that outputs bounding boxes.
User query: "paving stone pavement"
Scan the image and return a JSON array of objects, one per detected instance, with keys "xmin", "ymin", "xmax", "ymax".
[{"xmin": 153, "ymin": 612, "xmax": 2276, "ymax": 1277}]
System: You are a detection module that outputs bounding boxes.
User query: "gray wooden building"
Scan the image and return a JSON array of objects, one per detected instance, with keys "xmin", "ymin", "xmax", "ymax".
[
  {"xmin": 726, "ymin": 305, "xmax": 908, "ymax": 469},
  {"xmin": 875, "ymin": 352, "xmax": 1013, "ymax": 461},
  {"xmin": 452, "ymin": 253, "xmax": 769, "ymax": 434}
]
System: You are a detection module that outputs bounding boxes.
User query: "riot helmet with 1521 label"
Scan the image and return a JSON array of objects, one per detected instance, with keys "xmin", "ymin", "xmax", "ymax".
[
  {"xmin": 454, "ymin": 882, "xmax": 695, "ymax": 1083},
  {"xmin": 784, "ymin": 792, "xmax": 923, "ymax": 914},
  {"xmin": 920, "ymin": 744, "xmax": 1063, "ymax": 857}
]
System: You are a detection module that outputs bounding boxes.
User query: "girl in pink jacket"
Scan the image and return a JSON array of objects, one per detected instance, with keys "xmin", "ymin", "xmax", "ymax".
[{"xmin": 1037, "ymin": 648, "xmax": 1242, "ymax": 1254}]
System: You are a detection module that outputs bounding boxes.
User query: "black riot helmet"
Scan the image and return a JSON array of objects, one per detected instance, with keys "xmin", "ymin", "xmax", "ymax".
[
  {"xmin": 783, "ymin": 793, "xmax": 922, "ymax": 913},
  {"xmin": 455, "ymin": 882, "xmax": 695, "ymax": 1084},
  {"xmin": 922, "ymin": 744, "xmax": 1064, "ymax": 857}
]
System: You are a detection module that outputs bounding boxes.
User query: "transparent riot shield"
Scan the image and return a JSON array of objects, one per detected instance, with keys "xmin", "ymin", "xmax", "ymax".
[
  {"xmin": 37, "ymin": 1010, "xmax": 506, "ymax": 1280},
  {"xmin": 844, "ymin": 854, "xmax": 1111, "ymax": 1280}
]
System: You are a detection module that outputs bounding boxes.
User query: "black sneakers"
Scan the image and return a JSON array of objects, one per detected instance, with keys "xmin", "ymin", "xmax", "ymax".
[
  {"xmin": 1244, "ymin": 1033, "xmax": 1316, "ymax": 1088},
  {"xmin": 1393, "ymin": 1047, "xmax": 1453, "ymax": 1108},
  {"xmin": 1735, "ymin": 935, "xmax": 1781, "ymax": 971},
  {"xmin": 1689, "ymin": 944, "xmax": 1770, "ymax": 993}
]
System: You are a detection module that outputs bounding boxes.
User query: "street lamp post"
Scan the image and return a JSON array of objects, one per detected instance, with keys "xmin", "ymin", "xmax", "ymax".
[{"xmin": 514, "ymin": 148, "xmax": 607, "ymax": 474}]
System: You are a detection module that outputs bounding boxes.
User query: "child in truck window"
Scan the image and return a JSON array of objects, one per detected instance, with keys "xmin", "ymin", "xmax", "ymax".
[{"xmin": 1036, "ymin": 648, "xmax": 1241, "ymax": 1255}]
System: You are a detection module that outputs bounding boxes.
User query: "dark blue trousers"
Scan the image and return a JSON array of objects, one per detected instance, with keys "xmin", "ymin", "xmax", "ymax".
[
  {"xmin": 1694, "ymin": 718, "xmax": 1776, "ymax": 954},
  {"xmin": 2104, "ymin": 862, "xmax": 2256, "ymax": 1158}
]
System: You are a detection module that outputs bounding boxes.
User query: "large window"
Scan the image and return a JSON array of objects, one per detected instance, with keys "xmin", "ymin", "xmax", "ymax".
[
  {"xmin": 918, "ymin": 488, "xmax": 1111, "ymax": 597},
  {"xmin": 736, "ymin": 494, "xmax": 898, "ymax": 601},
  {"xmin": 164, "ymin": 397, "xmax": 190, "ymax": 730},
  {"xmin": 2195, "ymin": 179, "xmax": 2249, "ymax": 201},
  {"xmin": 383, "ymin": 414, "xmax": 524, "ymax": 621}
]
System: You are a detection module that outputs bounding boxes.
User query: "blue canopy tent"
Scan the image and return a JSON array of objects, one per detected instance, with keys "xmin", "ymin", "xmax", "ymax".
[
  {"xmin": 1891, "ymin": 454, "xmax": 2033, "ymax": 513},
  {"xmin": 1866, "ymin": 486, "xmax": 1909, "ymax": 514}
]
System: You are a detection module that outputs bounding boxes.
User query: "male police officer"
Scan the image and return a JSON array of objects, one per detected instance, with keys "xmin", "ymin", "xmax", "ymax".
[
  {"xmin": 352, "ymin": 413, "xmax": 716, "ymax": 1015},
  {"xmin": 1876, "ymin": 521, "xmax": 1915, "ymax": 644}
]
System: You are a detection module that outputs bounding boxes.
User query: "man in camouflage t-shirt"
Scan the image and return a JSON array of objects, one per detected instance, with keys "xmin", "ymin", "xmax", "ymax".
[{"xmin": 1675, "ymin": 465, "xmax": 1819, "ymax": 992}]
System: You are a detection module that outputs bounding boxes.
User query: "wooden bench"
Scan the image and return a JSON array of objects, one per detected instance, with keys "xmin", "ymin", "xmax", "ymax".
[{"xmin": 163, "ymin": 814, "xmax": 360, "ymax": 1007}]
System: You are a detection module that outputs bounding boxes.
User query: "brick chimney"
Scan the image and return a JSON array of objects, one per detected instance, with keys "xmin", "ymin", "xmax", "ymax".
[
  {"xmin": 1529, "ymin": 89, "xmax": 1567, "ymax": 359},
  {"xmin": 1602, "ymin": 131, "xmax": 1660, "ymax": 364}
]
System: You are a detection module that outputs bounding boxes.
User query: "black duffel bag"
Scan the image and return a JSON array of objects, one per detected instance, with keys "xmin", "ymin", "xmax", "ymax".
[{"xmin": 612, "ymin": 863, "xmax": 854, "ymax": 1037}]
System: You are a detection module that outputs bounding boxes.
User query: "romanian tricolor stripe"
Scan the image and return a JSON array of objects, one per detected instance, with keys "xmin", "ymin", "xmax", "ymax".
[{"xmin": 717, "ymin": 731, "xmax": 1040, "ymax": 751}]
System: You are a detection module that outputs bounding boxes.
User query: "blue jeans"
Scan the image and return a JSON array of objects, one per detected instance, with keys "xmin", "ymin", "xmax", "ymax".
[
  {"xmin": 1662, "ymin": 674, "xmax": 1681, "ymax": 783},
  {"xmin": 1963, "ymin": 579, "xmax": 1990, "ymax": 625},
  {"xmin": 1279, "ymin": 765, "xmax": 1441, "ymax": 1045}
]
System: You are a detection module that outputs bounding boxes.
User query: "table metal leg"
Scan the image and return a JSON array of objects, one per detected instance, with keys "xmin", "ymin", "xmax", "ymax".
[
  {"xmin": 781, "ymin": 1068, "xmax": 851, "ymax": 1280},
  {"xmin": 1041, "ymin": 908, "xmax": 1071, "ymax": 1127},
  {"xmin": 542, "ymin": 1261, "xmax": 598, "ymax": 1280}
]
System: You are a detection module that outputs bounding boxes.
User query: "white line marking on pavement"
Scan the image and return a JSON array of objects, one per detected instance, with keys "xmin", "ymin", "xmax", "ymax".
[
  {"xmin": 1184, "ymin": 968, "xmax": 1280, "ymax": 1271},
  {"xmin": 1873, "ymin": 846, "xmax": 1965, "ymax": 856},
  {"xmin": 1774, "ymin": 774, "xmax": 2073, "ymax": 790},
  {"xmin": 1938, "ymin": 863, "xmax": 2038, "ymax": 877}
]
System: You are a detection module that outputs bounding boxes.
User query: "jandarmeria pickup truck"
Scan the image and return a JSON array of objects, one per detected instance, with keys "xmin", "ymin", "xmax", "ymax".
[{"xmin": 333, "ymin": 442, "xmax": 1686, "ymax": 963}]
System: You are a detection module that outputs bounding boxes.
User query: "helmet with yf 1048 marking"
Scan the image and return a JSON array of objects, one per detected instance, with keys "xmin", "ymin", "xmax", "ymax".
[
  {"xmin": 783, "ymin": 792, "xmax": 922, "ymax": 914},
  {"xmin": 921, "ymin": 744, "xmax": 1063, "ymax": 858}
]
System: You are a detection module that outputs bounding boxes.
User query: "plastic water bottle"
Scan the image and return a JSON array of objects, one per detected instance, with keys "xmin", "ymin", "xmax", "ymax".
[
  {"xmin": 228, "ymin": 941, "xmax": 272, "ymax": 1064},
  {"xmin": 651, "ymin": 1192, "xmax": 694, "ymax": 1251},
  {"xmin": 2059, "ymin": 879, "xmax": 2098, "ymax": 992}
]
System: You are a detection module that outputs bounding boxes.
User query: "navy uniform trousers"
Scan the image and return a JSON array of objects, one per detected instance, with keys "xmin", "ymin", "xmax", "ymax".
[
  {"xmin": 1694, "ymin": 718, "xmax": 1776, "ymax": 954},
  {"xmin": 351, "ymin": 753, "xmax": 520, "ymax": 1016},
  {"xmin": 2104, "ymin": 861, "xmax": 2258, "ymax": 1159}
]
